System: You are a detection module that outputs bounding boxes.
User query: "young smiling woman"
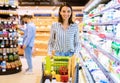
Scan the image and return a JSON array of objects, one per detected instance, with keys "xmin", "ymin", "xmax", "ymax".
[{"xmin": 48, "ymin": 2, "xmax": 80, "ymax": 57}]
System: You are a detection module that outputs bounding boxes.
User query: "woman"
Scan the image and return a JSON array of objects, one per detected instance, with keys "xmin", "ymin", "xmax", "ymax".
[{"xmin": 48, "ymin": 3, "xmax": 80, "ymax": 57}]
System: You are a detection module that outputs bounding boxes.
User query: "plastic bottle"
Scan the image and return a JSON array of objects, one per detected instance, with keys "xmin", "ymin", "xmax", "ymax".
[
  {"xmin": 45, "ymin": 78, "xmax": 51, "ymax": 83},
  {"xmin": 44, "ymin": 76, "xmax": 51, "ymax": 83},
  {"xmin": 51, "ymin": 78, "xmax": 56, "ymax": 83},
  {"xmin": 1, "ymin": 61, "xmax": 6, "ymax": 72}
]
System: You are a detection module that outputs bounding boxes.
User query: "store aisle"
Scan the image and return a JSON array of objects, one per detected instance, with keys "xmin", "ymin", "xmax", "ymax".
[{"xmin": 0, "ymin": 56, "xmax": 44, "ymax": 83}]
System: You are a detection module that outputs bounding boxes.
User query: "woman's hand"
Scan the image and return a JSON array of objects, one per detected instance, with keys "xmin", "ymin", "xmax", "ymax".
[{"xmin": 47, "ymin": 54, "xmax": 53, "ymax": 59}]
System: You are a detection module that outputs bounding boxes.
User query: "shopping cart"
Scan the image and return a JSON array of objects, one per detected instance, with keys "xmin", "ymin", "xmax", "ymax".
[{"xmin": 41, "ymin": 55, "xmax": 79, "ymax": 83}]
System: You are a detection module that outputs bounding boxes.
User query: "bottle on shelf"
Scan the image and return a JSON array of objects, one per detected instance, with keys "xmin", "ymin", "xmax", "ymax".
[
  {"xmin": 1, "ymin": 61, "xmax": 6, "ymax": 72},
  {"xmin": 51, "ymin": 74, "xmax": 56, "ymax": 83},
  {"xmin": 44, "ymin": 76, "xmax": 51, "ymax": 83},
  {"xmin": 51, "ymin": 78, "xmax": 56, "ymax": 83}
]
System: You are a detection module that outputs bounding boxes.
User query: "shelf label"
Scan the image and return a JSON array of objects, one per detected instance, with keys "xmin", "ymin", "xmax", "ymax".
[
  {"xmin": 13, "ymin": 21, "xmax": 17, "ymax": 24},
  {"xmin": 11, "ymin": 45, "xmax": 13, "ymax": 47},
  {"xmin": 3, "ymin": 52, "xmax": 6, "ymax": 55},
  {"xmin": 8, "ymin": 21, "xmax": 11, "ymax": 24},
  {"xmin": 9, "ymin": 14, "xmax": 13, "ymax": 16},
  {"xmin": 1, "ymin": 45, "xmax": 4, "ymax": 47},
  {"xmin": 3, "ymin": 29, "xmax": 6, "ymax": 32},
  {"xmin": 10, "ymin": 37, "xmax": 12, "ymax": 40},
  {"xmin": 4, "ymin": 37, "xmax": 7, "ymax": 40},
  {"xmin": 16, "ymin": 67, "xmax": 19, "ymax": 70},
  {"xmin": 4, "ymin": 21, "xmax": 7, "ymax": 24},
  {"xmin": 14, "ymin": 52, "xmax": 16, "ymax": 54},
  {"xmin": 10, "ymin": 29, "xmax": 13, "ymax": 32},
  {"xmin": 14, "ymin": 45, "xmax": 16, "ymax": 47},
  {"xmin": 0, "ymin": 37, "xmax": 3, "ymax": 39}
]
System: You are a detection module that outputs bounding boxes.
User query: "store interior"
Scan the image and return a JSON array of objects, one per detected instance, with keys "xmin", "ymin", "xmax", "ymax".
[{"xmin": 0, "ymin": 0, "xmax": 120, "ymax": 83}]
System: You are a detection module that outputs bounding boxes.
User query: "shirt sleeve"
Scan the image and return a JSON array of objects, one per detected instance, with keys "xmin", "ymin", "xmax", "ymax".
[
  {"xmin": 74, "ymin": 25, "xmax": 80, "ymax": 55},
  {"xmin": 48, "ymin": 24, "xmax": 55, "ymax": 55},
  {"xmin": 18, "ymin": 24, "xmax": 26, "ymax": 32},
  {"xmin": 23, "ymin": 25, "xmax": 33, "ymax": 46},
  {"xmin": 19, "ymin": 28, "xmax": 25, "ymax": 32}
]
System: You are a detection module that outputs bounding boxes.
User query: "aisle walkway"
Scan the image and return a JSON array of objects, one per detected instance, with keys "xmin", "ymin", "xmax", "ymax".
[{"xmin": 0, "ymin": 56, "xmax": 43, "ymax": 83}]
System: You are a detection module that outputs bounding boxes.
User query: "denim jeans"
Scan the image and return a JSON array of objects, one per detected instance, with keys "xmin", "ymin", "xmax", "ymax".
[
  {"xmin": 25, "ymin": 46, "xmax": 33, "ymax": 70},
  {"xmin": 55, "ymin": 52, "xmax": 74, "ymax": 56}
]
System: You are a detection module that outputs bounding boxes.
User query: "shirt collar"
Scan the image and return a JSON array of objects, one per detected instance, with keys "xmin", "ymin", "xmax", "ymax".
[{"xmin": 58, "ymin": 22, "xmax": 77, "ymax": 27}]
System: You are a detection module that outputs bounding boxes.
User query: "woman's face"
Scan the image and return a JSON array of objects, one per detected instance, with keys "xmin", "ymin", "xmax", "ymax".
[{"xmin": 60, "ymin": 6, "xmax": 72, "ymax": 21}]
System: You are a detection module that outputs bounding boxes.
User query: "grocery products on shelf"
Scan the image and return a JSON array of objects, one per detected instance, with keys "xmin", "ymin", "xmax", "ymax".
[
  {"xmin": 81, "ymin": 0, "xmax": 120, "ymax": 82},
  {"xmin": 0, "ymin": 0, "xmax": 22, "ymax": 75}
]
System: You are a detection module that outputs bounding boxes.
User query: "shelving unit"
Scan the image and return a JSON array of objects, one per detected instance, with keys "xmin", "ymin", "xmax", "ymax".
[
  {"xmin": 79, "ymin": 52, "xmax": 95, "ymax": 83},
  {"xmin": 81, "ymin": 0, "xmax": 120, "ymax": 82},
  {"xmin": 0, "ymin": 0, "xmax": 22, "ymax": 75},
  {"xmin": 82, "ymin": 43, "xmax": 116, "ymax": 83}
]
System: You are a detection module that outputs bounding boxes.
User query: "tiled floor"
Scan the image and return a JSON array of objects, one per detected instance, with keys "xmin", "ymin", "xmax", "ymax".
[{"xmin": 0, "ymin": 56, "xmax": 43, "ymax": 83}]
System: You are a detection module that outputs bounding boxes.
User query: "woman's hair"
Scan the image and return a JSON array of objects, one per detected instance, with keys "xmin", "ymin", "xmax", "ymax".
[{"xmin": 58, "ymin": 2, "xmax": 73, "ymax": 24}]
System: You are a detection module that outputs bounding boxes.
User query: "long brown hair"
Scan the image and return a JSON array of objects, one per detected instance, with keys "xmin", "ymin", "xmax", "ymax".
[{"xmin": 58, "ymin": 2, "xmax": 74, "ymax": 25}]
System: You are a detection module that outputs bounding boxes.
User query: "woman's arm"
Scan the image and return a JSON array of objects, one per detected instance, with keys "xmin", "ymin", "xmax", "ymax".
[
  {"xmin": 48, "ymin": 24, "xmax": 55, "ymax": 55},
  {"xmin": 74, "ymin": 25, "xmax": 80, "ymax": 55}
]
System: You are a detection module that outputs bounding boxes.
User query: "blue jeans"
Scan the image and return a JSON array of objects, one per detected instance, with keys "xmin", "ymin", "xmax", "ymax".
[
  {"xmin": 25, "ymin": 46, "xmax": 33, "ymax": 70},
  {"xmin": 55, "ymin": 52, "xmax": 74, "ymax": 56}
]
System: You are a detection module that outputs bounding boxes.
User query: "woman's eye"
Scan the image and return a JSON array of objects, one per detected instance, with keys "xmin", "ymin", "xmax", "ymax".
[
  {"xmin": 62, "ymin": 10, "xmax": 66, "ymax": 13},
  {"xmin": 67, "ymin": 10, "xmax": 71, "ymax": 13}
]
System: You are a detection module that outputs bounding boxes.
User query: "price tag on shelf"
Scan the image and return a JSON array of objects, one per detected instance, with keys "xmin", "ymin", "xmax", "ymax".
[
  {"xmin": 0, "ymin": 37, "xmax": 3, "ymax": 40},
  {"xmin": 1, "ymin": 45, "xmax": 4, "ymax": 47},
  {"xmin": 3, "ymin": 29, "xmax": 6, "ymax": 32},
  {"xmin": 8, "ymin": 21, "xmax": 11, "ymax": 24},
  {"xmin": 4, "ymin": 21, "xmax": 7, "ymax": 24},
  {"xmin": 10, "ymin": 37, "xmax": 12, "ymax": 40},
  {"xmin": 5, "ymin": 4, "xmax": 9, "ymax": 7},
  {"xmin": 9, "ymin": 14, "xmax": 13, "ymax": 16},
  {"xmin": 4, "ymin": 37, "xmax": 7, "ymax": 40},
  {"xmin": 11, "ymin": 45, "xmax": 13, "ymax": 47},
  {"xmin": 9, "ymin": 29, "xmax": 13, "ymax": 32},
  {"xmin": 16, "ymin": 67, "xmax": 19, "ymax": 70},
  {"xmin": 13, "ymin": 21, "xmax": 17, "ymax": 24},
  {"xmin": 3, "ymin": 52, "xmax": 6, "ymax": 55},
  {"xmin": 14, "ymin": 52, "xmax": 16, "ymax": 55}
]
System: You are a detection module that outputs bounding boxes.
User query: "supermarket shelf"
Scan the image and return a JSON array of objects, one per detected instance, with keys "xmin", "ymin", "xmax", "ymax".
[
  {"xmin": 84, "ymin": 38, "xmax": 120, "ymax": 66},
  {"xmin": 0, "ymin": 10, "xmax": 17, "ymax": 16},
  {"xmin": 82, "ymin": 43, "xmax": 117, "ymax": 83},
  {"xmin": 100, "ymin": 4, "xmax": 120, "ymax": 13},
  {"xmin": 88, "ymin": 17, "xmax": 120, "ymax": 26},
  {"xmin": 79, "ymin": 52, "xmax": 95, "ymax": 83},
  {"xmin": 96, "ymin": 46, "xmax": 120, "ymax": 65},
  {"xmin": 90, "ymin": 4, "xmax": 120, "ymax": 18},
  {"xmin": 0, "ymin": 66, "xmax": 22, "ymax": 75},
  {"xmin": 87, "ymin": 31, "xmax": 120, "ymax": 43},
  {"xmin": 84, "ymin": 0, "xmax": 107, "ymax": 13},
  {"xmin": 0, "ymin": 4, "xmax": 18, "ymax": 8}
]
